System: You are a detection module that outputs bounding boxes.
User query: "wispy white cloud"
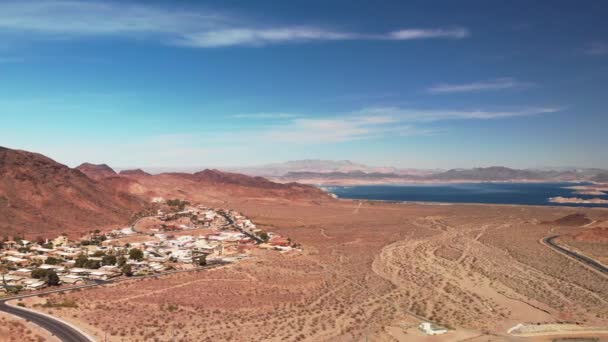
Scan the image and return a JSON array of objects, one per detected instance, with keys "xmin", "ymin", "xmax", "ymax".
[
  {"xmin": 585, "ymin": 41, "xmax": 608, "ymax": 56},
  {"xmin": 260, "ymin": 116, "xmax": 418, "ymax": 143},
  {"xmin": 0, "ymin": 1, "xmax": 469, "ymax": 48},
  {"xmin": 427, "ymin": 77, "xmax": 532, "ymax": 94},
  {"xmin": 355, "ymin": 106, "xmax": 559, "ymax": 122},
  {"xmin": 177, "ymin": 27, "xmax": 469, "ymax": 47},
  {"xmin": 241, "ymin": 105, "xmax": 557, "ymax": 144},
  {"xmin": 232, "ymin": 112, "xmax": 299, "ymax": 119},
  {"xmin": 0, "ymin": 1, "xmax": 222, "ymax": 36},
  {"xmin": 176, "ymin": 28, "xmax": 356, "ymax": 48},
  {"xmin": 388, "ymin": 28, "xmax": 469, "ymax": 40}
]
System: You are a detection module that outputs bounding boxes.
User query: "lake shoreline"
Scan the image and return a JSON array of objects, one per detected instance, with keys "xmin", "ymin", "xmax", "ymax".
[{"xmin": 324, "ymin": 182, "xmax": 608, "ymax": 208}]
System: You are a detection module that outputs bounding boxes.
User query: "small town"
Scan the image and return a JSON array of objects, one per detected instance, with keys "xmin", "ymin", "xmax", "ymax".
[{"xmin": 0, "ymin": 200, "xmax": 299, "ymax": 295}]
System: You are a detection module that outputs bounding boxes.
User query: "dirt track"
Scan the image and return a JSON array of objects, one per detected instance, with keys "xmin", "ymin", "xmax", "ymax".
[{"xmin": 18, "ymin": 200, "xmax": 608, "ymax": 341}]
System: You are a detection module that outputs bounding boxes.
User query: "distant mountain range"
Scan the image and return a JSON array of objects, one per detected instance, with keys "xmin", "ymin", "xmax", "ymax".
[
  {"xmin": 230, "ymin": 159, "xmax": 441, "ymax": 177},
  {"xmin": 246, "ymin": 162, "xmax": 608, "ymax": 185},
  {"xmin": 3, "ymin": 147, "xmax": 606, "ymax": 238}
]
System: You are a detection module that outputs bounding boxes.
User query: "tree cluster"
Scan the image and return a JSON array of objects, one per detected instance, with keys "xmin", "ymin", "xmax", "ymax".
[
  {"xmin": 31, "ymin": 269, "xmax": 60, "ymax": 286},
  {"xmin": 74, "ymin": 255, "xmax": 101, "ymax": 269},
  {"xmin": 129, "ymin": 248, "xmax": 144, "ymax": 261}
]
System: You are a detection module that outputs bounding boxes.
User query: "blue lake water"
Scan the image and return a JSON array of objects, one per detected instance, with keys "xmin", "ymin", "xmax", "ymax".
[{"xmin": 325, "ymin": 183, "xmax": 608, "ymax": 207}]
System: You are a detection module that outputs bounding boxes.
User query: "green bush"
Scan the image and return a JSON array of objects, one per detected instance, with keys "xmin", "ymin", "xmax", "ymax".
[
  {"xmin": 84, "ymin": 260, "xmax": 101, "ymax": 269},
  {"xmin": 45, "ymin": 257, "xmax": 62, "ymax": 265},
  {"xmin": 117, "ymin": 256, "xmax": 127, "ymax": 267},
  {"xmin": 74, "ymin": 255, "xmax": 88, "ymax": 268},
  {"xmin": 121, "ymin": 264, "xmax": 133, "ymax": 277},
  {"xmin": 129, "ymin": 248, "xmax": 144, "ymax": 261},
  {"xmin": 31, "ymin": 269, "xmax": 60, "ymax": 286},
  {"xmin": 42, "ymin": 299, "xmax": 78, "ymax": 308},
  {"xmin": 102, "ymin": 255, "xmax": 117, "ymax": 266}
]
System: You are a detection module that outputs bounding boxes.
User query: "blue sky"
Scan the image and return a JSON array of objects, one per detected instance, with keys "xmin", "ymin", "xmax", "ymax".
[{"xmin": 0, "ymin": 0, "xmax": 607, "ymax": 170}]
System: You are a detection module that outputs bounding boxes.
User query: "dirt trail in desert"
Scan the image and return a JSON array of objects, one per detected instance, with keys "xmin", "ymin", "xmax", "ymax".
[
  {"xmin": 370, "ymin": 215, "xmax": 608, "ymax": 334},
  {"xmin": 21, "ymin": 201, "xmax": 608, "ymax": 342}
]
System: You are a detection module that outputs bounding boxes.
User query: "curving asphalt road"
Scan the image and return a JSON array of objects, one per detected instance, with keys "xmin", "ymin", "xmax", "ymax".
[
  {"xmin": 0, "ymin": 300, "xmax": 92, "ymax": 342},
  {"xmin": 0, "ymin": 212, "xmax": 238, "ymax": 341},
  {"xmin": 0, "ymin": 261, "xmax": 229, "ymax": 341},
  {"xmin": 543, "ymin": 235, "xmax": 608, "ymax": 275}
]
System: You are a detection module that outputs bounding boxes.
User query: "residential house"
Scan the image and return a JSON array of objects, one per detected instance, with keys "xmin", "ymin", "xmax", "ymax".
[{"xmin": 419, "ymin": 322, "xmax": 448, "ymax": 335}]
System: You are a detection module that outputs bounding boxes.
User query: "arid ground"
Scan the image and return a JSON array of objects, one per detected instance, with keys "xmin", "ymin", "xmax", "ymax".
[
  {"xmin": 19, "ymin": 200, "xmax": 608, "ymax": 341},
  {"xmin": 0, "ymin": 312, "xmax": 59, "ymax": 342}
]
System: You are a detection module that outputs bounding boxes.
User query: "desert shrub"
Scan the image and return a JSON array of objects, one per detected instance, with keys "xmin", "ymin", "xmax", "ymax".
[
  {"xmin": 102, "ymin": 255, "xmax": 117, "ymax": 266},
  {"xmin": 122, "ymin": 264, "xmax": 133, "ymax": 277},
  {"xmin": 129, "ymin": 249, "xmax": 144, "ymax": 261},
  {"xmin": 44, "ymin": 257, "xmax": 62, "ymax": 265},
  {"xmin": 42, "ymin": 298, "xmax": 79, "ymax": 308}
]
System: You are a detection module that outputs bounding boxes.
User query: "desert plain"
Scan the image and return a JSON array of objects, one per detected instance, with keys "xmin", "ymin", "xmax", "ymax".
[{"xmin": 14, "ymin": 199, "xmax": 608, "ymax": 342}]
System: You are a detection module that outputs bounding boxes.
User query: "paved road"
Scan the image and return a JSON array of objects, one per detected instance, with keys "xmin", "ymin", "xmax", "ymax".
[
  {"xmin": 0, "ymin": 261, "xmax": 229, "ymax": 341},
  {"xmin": 218, "ymin": 211, "xmax": 264, "ymax": 243},
  {"xmin": 543, "ymin": 235, "xmax": 608, "ymax": 275},
  {"xmin": 0, "ymin": 211, "xmax": 235, "ymax": 341},
  {"xmin": 0, "ymin": 300, "xmax": 92, "ymax": 342}
]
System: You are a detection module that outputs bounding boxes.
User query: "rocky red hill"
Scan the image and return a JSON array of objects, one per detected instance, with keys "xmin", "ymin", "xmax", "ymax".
[
  {"xmin": 119, "ymin": 169, "xmax": 151, "ymax": 177},
  {"xmin": 118, "ymin": 168, "xmax": 332, "ymax": 204},
  {"xmin": 0, "ymin": 147, "xmax": 332, "ymax": 238},
  {"xmin": 0, "ymin": 147, "xmax": 145, "ymax": 238},
  {"xmin": 571, "ymin": 227, "xmax": 608, "ymax": 243},
  {"xmin": 75, "ymin": 162, "xmax": 117, "ymax": 180},
  {"xmin": 541, "ymin": 213, "xmax": 592, "ymax": 226}
]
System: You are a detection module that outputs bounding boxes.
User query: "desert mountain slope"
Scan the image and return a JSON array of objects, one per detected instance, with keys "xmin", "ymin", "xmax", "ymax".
[
  {"xmin": 118, "ymin": 168, "xmax": 332, "ymax": 204},
  {"xmin": 75, "ymin": 162, "xmax": 117, "ymax": 180},
  {"xmin": 119, "ymin": 169, "xmax": 151, "ymax": 177},
  {"xmin": 0, "ymin": 147, "xmax": 144, "ymax": 238}
]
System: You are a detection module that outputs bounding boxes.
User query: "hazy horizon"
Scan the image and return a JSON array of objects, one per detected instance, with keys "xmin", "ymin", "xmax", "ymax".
[{"xmin": 4, "ymin": 144, "xmax": 604, "ymax": 174}]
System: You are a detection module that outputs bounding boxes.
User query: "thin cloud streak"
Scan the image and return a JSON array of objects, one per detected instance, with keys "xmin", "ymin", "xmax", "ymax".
[
  {"xmin": 177, "ymin": 27, "xmax": 469, "ymax": 48},
  {"xmin": 427, "ymin": 78, "xmax": 532, "ymax": 94},
  {"xmin": 355, "ymin": 106, "xmax": 560, "ymax": 123},
  {"xmin": 232, "ymin": 113, "xmax": 299, "ymax": 119},
  {"xmin": 0, "ymin": 1, "xmax": 222, "ymax": 36},
  {"xmin": 260, "ymin": 117, "xmax": 418, "ymax": 143},
  {"xmin": 0, "ymin": 1, "xmax": 469, "ymax": 48},
  {"xmin": 388, "ymin": 27, "xmax": 469, "ymax": 40},
  {"xmin": 243, "ymin": 106, "xmax": 558, "ymax": 144}
]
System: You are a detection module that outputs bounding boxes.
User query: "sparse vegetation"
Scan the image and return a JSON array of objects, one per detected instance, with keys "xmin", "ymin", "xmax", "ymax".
[
  {"xmin": 256, "ymin": 231, "xmax": 269, "ymax": 242},
  {"xmin": 30, "ymin": 269, "xmax": 60, "ymax": 286},
  {"xmin": 166, "ymin": 199, "xmax": 190, "ymax": 211},
  {"xmin": 41, "ymin": 298, "xmax": 79, "ymax": 308},
  {"xmin": 121, "ymin": 264, "xmax": 133, "ymax": 277},
  {"xmin": 44, "ymin": 257, "xmax": 62, "ymax": 265},
  {"xmin": 101, "ymin": 254, "xmax": 117, "ymax": 266},
  {"xmin": 128, "ymin": 248, "xmax": 144, "ymax": 261},
  {"xmin": 22, "ymin": 202, "xmax": 608, "ymax": 341}
]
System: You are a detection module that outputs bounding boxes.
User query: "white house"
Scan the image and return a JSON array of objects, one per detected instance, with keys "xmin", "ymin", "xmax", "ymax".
[
  {"xmin": 38, "ymin": 264, "xmax": 66, "ymax": 274},
  {"xmin": 60, "ymin": 275, "xmax": 84, "ymax": 285},
  {"xmin": 69, "ymin": 268, "xmax": 91, "ymax": 276},
  {"xmin": 25, "ymin": 280, "xmax": 47, "ymax": 290},
  {"xmin": 419, "ymin": 322, "xmax": 448, "ymax": 335},
  {"xmin": 3, "ymin": 256, "xmax": 28, "ymax": 265},
  {"xmin": 89, "ymin": 270, "xmax": 116, "ymax": 280}
]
